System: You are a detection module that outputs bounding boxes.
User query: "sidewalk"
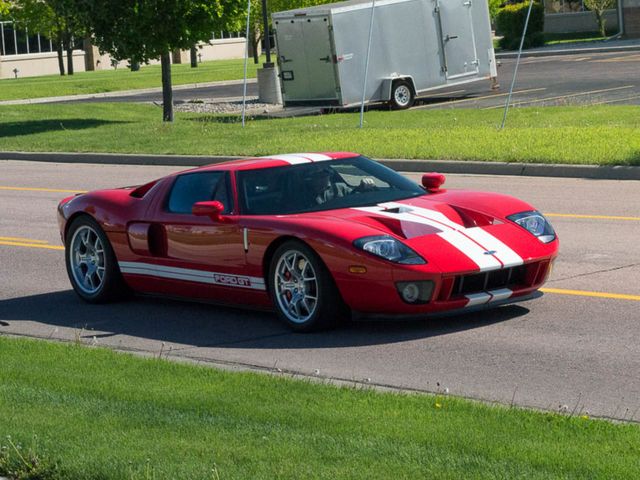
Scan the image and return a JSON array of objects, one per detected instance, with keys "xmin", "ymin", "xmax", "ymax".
[
  {"xmin": 0, "ymin": 78, "xmax": 257, "ymax": 106},
  {"xmin": 496, "ymin": 37, "xmax": 640, "ymax": 58},
  {"xmin": 1, "ymin": 151, "xmax": 638, "ymax": 181}
]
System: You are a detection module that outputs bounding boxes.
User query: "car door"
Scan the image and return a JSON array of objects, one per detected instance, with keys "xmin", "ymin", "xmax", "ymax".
[{"xmin": 123, "ymin": 170, "xmax": 264, "ymax": 300}]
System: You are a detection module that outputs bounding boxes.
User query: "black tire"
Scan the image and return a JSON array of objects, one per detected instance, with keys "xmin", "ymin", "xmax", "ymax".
[
  {"xmin": 65, "ymin": 215, "xmax": 129, "ymax": 303},
  {"xmin": 390, "ymin": 80, "xmax": 415, "ymax": 110},
  {"xmin": 268, "ymin": 240, "xmax": 348, "ymax": 332}
]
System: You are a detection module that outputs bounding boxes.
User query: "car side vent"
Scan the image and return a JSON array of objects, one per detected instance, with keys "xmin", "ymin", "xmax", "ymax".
[{"xmin": 130, "ymin": 180, "xmax": 159, "ymax": 198}]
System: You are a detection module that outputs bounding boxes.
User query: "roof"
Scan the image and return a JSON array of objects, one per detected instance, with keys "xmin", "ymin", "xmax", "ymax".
[
  {"xmin": 199, "ymin": 152, "xmax": 360, "ymax": 172},
  {"xmin": 272, "ymin": 0, "xmax": 412, "ymax": 17}
]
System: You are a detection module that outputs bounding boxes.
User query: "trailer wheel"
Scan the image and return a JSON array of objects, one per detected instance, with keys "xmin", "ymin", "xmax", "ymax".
[{"xmin": 390, "ymin": 80, "xmax": 415, "ymax": 110}]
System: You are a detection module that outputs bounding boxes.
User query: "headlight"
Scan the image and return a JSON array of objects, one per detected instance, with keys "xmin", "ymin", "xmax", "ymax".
[
  {"xmin": 353, "ymin": 235, "xmax": 426, "ymax": 264},
  {"xmin": 507, "ymin": 211, "xmax": 556, "ymax": 243}
]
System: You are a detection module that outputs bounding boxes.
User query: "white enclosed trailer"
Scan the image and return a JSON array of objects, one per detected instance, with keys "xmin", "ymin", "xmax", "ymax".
[{"xmin": 272, "ymin": 0, "xmax": 497, "ymax": 109}]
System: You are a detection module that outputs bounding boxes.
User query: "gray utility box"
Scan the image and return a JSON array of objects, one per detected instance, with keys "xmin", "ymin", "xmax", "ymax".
[{"xmin": 272, "ymin": 0, "xmax": 497, "ymax": 108}]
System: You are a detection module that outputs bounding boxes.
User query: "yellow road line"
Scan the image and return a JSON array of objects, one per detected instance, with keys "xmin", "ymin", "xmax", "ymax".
[
  {"xmin": 592, "ymin": 53, "xmax": 640, "ymax": 63},
  {"xmin": 0, "ymin": 240, "xmax": 63, "ymax": 250},
  {"xmin": 541, "ymin": 287, "xmax": 640, "ymax": 302},
  {"xmin": 545, "ymin": 213, "xmax": 640, "ymax": 221},
  {"xmin": 484, "ymin": 85, "xmax": 635, "ymax": 109},
  {"xmin": 427, "ymin": 89, "xmax": 466, "ymax": 97},
  {"xmin": 0, "ymin": 236, "xmax": 49, "ymax": 244},
  {"xmin": 589, "ymin": 94, "xmax": 640, "ymax": 106},
  {"xmin": 0, "ymin": 186, "xmax": 86, "ymax": 194},
  {"xmin": 415, "ymin": 87, "xmax": 546, "ymax": 109}
]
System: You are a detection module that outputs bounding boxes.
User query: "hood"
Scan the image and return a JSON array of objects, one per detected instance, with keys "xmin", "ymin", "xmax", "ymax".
[{"xmin": 302, "ymin": 193, "xmax": 553, "ymax": 273}]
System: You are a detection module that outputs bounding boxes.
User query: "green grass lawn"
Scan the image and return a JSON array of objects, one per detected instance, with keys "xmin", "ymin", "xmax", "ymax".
[
  {"xmin": 1, "ymin": 336, "xmax": 639, "ymax": 480},
  {"xmin": 0, "ymin": 57, "xmax": 264, "ymax": 102},
  {"xmin": 544, "ymin": 31, "xmax": 611, "ymax": 46},
  {"xmin": 0, "ymin": 103, "xmax": 639, "ymax": 165}
]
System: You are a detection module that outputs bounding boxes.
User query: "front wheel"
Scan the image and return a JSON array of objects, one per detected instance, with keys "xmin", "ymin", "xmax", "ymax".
[
  {"xmin": 65, "ymin": 215, "xmax": 128, "ymax": 303},
  {"xmin": 390, "ymin": 80, "xmax": 415, "ymax": 110},
  {"xmin": 268, "ymin": 241, "xmax": 347, "ymax": 332}
]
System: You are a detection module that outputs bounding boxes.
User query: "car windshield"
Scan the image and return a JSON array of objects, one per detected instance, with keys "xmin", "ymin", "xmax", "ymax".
[{"xmin": 237, "ymin": 156, "xmax": 425, "ymax": 215}]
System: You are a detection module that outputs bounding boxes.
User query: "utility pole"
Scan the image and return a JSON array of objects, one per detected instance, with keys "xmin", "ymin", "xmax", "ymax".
[{"xmin": 262, "ymin": 0, "xmax": 273, "ymax": 67}]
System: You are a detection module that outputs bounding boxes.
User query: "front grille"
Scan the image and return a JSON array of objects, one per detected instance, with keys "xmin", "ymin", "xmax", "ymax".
[{"xmin": 452, "ymin": 265, "xmax": 527, "ymax": 297}]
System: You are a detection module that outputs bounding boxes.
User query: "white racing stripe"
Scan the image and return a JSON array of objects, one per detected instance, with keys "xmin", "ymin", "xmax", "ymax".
[
  {"xmin": 372, "ymin": 202, "xmax": 523, "ymax": 270},
  {"xmin": 265, "ymin": 154, "xmax": 313, "ymax": 165},
  {"xmin": 356, "ymin": 203, "xmax": 503, "ymax": 271},
  {"xmin": 488, "ymin": 288, "xmax": 513, "ymax": 302},
  {"xmin": 463, "ymin": 227, "xmax": 523, "ymax": 268},
  {"xmin": 262, "ymin": 153, "xmax": 333, "ymax": 164},
  {"xmin": 464, "ymin": 288, "xmax": 513, "ymax": 307},
  {"xmin": 437, "ymin": 230, "xmax": 502, "ymax": 271},
  {"xmin": 465, "ymin": 292, "xmax": 492, "ymax": 307},
  {"xmin": 300, "ymin": 153, "xmax": 333, "ymax": 162},
  {"xmin": 119, "ymin": 261, "xmax": 266, "ymax": 291}
]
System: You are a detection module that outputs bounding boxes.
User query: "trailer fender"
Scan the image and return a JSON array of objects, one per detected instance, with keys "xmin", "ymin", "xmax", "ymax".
[{"xmin": 381, "ymin": 76, "xmax": 416, "ymax": 101}]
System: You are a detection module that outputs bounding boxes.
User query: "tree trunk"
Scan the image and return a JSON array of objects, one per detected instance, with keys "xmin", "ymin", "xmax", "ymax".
[
  {"xmin": 66, "ymin": 47, "xmax": 74, "ymax": 75},
  {"xmin": 65, "ymin": 30, "xmax": 74, "ymax": 75},
  {"xmin": 252, "ymin": 33, "xmax": 260, "ymax": 64},
  {"xmin": 190, "ymin": 46, "xmax": 198, "ymax": 68},
  {"xmin": 596, "ymin": 11, "xmax": 606, "ymax": 37},
  {"xmin": 161, "ymin": 51, "xmax": 174, "ymax": 122},
  {"xmin": 56, "ymin": 36, "xmax": 65, "ymax": 76}
]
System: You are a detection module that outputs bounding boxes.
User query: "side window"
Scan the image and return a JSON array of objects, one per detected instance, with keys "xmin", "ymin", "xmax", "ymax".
[{"xmin": 166, "ymin": 172, "xmax": 233, "ymax": 214}]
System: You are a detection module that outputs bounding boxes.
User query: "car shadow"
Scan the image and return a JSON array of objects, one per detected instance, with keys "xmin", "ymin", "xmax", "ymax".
[
  {"xmin": 0, "ymin": 290, "xmax": 532, "ymax": 350},
  {"xmin": 0, "ymin": 119, "xmax": 130, "ymax": 138}
]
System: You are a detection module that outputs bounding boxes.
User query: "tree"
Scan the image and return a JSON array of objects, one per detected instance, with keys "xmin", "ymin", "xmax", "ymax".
[
  {"xmin": 584, "ymin": 0, "xmax": 615, "ymax": 37},
  {"xmin": 73, "ymin": 0, "xmax": 243, "ymax": 122},
  {"xmin": 8, "ymin": 0, "xmax": 84, "ymax": 75},
  {"xmin": 0, "ymin": 0, "xmax": 9, "ymax": 16}
]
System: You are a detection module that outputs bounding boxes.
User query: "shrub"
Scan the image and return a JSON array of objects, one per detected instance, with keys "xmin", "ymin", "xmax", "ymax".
[
  {"xmin": 497, "ymin": 1, "xmax": 545, "ymax": 50},
  {"xmin": 489, "ymin": 0, "xmax": 504, "ymax": 22}
]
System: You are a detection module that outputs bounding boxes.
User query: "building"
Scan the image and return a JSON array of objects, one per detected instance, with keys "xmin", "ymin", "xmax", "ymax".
[
  {"xmin": 0, "ymin": 20, "xmax": 248, "ymax": 79},
  {"xmin": 544, "ymin": 0, "xmax": 620, "ymax": 34}
]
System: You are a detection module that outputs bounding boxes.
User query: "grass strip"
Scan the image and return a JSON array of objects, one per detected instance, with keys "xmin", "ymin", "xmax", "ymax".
[
  {"xmin": 0, "ymin": 57, "xmax": 263, "ymax": 102},
  {"xmin": 0, "ymin": 103, "xmax": 639, "ymax": 165},
  {"xmin": 0, "ymin": 336, "xmax": 639, "ymax": 480}
]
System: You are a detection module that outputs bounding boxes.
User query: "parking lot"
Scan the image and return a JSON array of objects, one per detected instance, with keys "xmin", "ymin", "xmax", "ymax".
[
  {"xmin": 1, "ymin": 159, "xmax": 638, "ymax": 421},
  {"xmin": 417, "ymin": 50, "xmax": 640, "ymax": 109},
  {"xmin": 59, "ymin": 50, "xmax": 640, "ymax": 110}
]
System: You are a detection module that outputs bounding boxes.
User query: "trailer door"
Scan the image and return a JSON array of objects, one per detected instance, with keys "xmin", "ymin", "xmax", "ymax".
[
  {"xmin": 436, "ymin": 0, "xmax": 479, "ymax": 80},
  {"xmin": 276, "ymin": 16, "xmax": 338, "ymax": 102}
]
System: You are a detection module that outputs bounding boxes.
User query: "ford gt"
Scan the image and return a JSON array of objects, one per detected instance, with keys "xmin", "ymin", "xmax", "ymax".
[{"xmin": 58, "ymin": 153, "xmax": 559, "ymax": 331}]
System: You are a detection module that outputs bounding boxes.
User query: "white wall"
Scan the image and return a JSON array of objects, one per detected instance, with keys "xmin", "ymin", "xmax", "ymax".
[{"xmin": 0, "ymin": 50, "xmax": 85, "ymax": 79}]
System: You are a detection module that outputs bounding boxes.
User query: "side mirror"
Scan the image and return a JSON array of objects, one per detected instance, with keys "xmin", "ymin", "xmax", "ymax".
[
  {"xmin": 192, "ymin": 201, "xmax": 225, "ymax": 221},
  {"xmin": 422, "ymin": 173, "xmax": 446, "ymax": 192}
]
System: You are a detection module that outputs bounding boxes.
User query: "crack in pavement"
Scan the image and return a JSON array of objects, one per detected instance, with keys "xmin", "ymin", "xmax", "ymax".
[
  {"xmin": 167, "ymin": 331, "xmax": 295, "ymax": 352},
  {"xmin": 548, "ymin": 262, "xmax": 640, "ymax": 283}
]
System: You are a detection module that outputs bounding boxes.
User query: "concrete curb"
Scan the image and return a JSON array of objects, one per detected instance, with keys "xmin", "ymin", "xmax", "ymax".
[
  {"xmin": 495, "ymin": 43, "xmax": 640, "ymax": 59},
  {"xmin": 0, "ymin": 78, "xmax": 257, "ymax": 106},
  {"xmin": 2, "ymin": 151, "xmax": 639, "ymax": 180}
]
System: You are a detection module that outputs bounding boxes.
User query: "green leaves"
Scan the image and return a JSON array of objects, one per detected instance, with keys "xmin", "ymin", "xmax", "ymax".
[{"xmin": 75, "ymin": 0, "xmax": 244, "ymax": 63}]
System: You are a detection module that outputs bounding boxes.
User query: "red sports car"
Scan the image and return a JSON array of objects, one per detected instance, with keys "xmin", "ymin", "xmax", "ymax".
[{"xmin": 58, "ymin": 153, "xmax": 558, "ymax": 331}]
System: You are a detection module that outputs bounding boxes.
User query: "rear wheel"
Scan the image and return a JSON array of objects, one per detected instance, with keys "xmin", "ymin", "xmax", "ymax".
[
  {"xmin": 269, "ymin": 241, "xmax": 347, "ymax": 332},
  {"xmin": 390, "ymin": 80, "xmax": 415, "ymax": 110},
  {"xmin": 65, "ymin": 215, "xmax": 128, "ymax": 303}
]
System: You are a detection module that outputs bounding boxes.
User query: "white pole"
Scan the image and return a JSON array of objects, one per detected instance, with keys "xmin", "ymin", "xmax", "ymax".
[
  {"xmin": 359, "ymin": 0, "xmax": 376, "ymax": 129},
  {"xmin": 500, "ymin": 0, "xmax": 534, "ymax": 130},
  {"xmin": 242, "ymin": 0, "xmax": 252, "ymax": 128}
]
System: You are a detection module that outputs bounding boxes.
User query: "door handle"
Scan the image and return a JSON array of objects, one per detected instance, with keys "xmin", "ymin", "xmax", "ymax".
[
  {"xmin": 444, "ymin": 35, "xmax": 459, "ymax": 42},
  {"xmin": 280, "ymin": 55, "xmax": 292, "ymax": 63},
  {"xmin": 319, "ymin": 55, "xmax": 331, "ymax": 63}
]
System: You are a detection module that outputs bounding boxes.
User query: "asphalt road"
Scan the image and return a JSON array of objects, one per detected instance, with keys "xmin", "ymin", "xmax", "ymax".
[
  {"xmin": 1, "ymin": 160, "xmax": 639, "ymax": 421},
  {"xmin": 62, "ymin": 51, "xmax": 640, "ymax": 108}
]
